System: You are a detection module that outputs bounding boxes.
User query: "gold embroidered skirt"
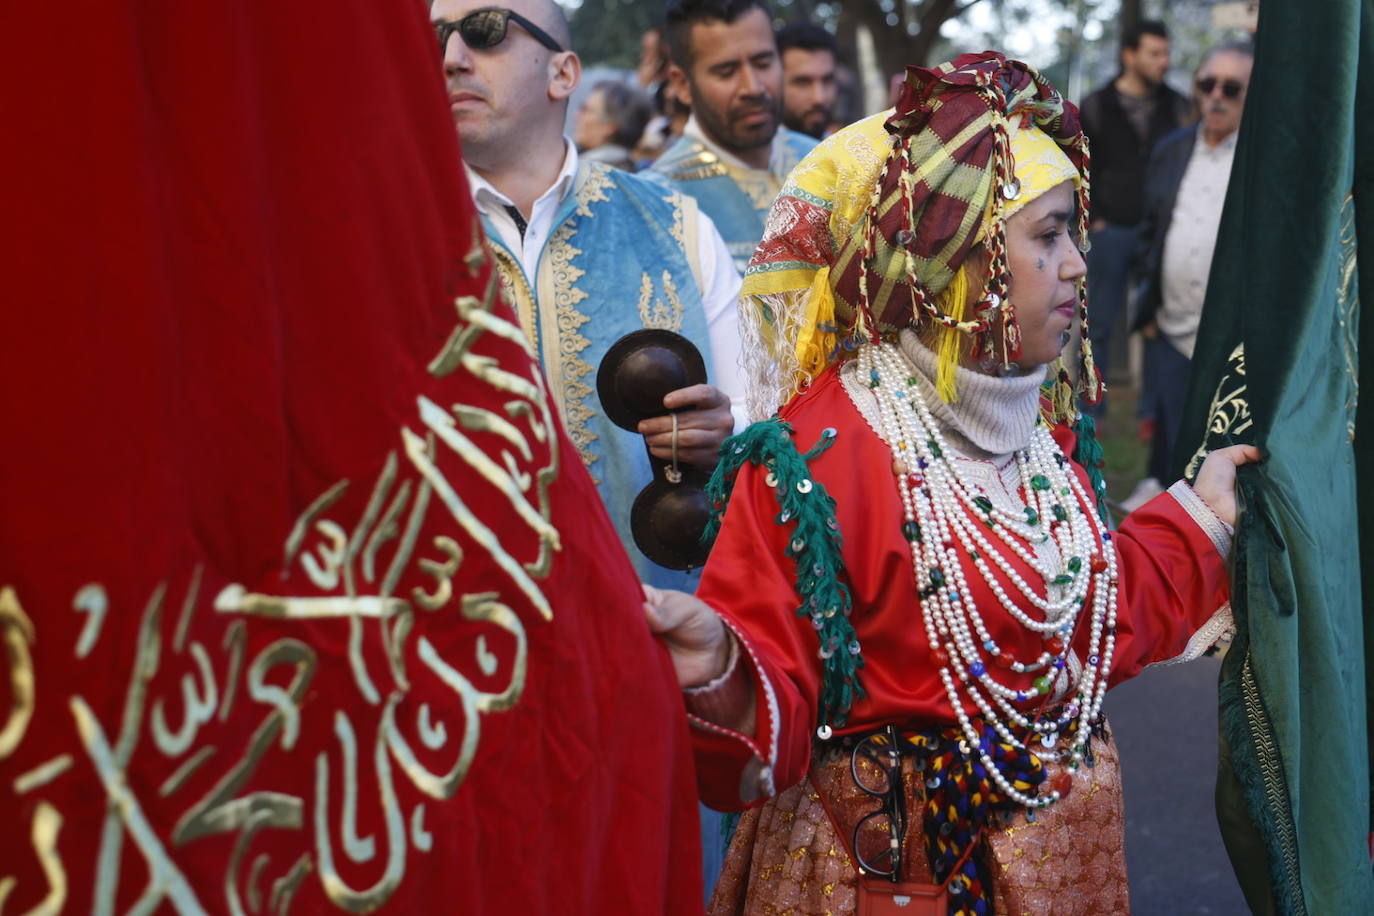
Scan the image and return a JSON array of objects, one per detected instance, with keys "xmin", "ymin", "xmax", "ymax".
[{"xmin": 708, "ymin": 730, "xmax": 1130, "ymax": 915}]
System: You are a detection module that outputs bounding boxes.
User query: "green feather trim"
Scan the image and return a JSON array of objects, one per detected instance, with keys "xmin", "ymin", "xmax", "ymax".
[
  {"xmin": 703, "ymin": 419, "xmax": 865, "ymax": 726},
  {"xmin": 1071, "ymin": 411, "xmax": 1110, "ymax": 524}
]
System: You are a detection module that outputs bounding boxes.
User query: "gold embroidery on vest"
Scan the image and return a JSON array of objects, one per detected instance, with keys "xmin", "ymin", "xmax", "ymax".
[
  {"xmin": 543, "ymin": 222, "xmax": 598, "ymax": 474},
  {"xmin": 637, "ymin": 271, "xmax": 685, "ymax": 331},
  {"xmin": 488, "ymin": 247, "xmax": 538, "ymax": 348},
  {"xmin": 574, "ymin": 165, "xmax": 616, "ymax": 218}
]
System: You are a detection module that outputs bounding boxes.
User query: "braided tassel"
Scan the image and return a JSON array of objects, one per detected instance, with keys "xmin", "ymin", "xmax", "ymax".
[{"xmin": 702, "ymin": 419, "xmax": 866, "ymax": 726}]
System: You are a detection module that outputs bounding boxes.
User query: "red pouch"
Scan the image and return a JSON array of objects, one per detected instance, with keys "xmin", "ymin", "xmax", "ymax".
[{"xmin": 856, "ymin": 878, "xmax": 947, "ymax": 916}]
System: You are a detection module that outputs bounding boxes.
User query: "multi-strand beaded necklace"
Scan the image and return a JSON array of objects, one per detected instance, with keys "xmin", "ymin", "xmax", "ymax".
[{"xmin": 858, "ymin": 342, "xmax": 1118, "ymax": 809}]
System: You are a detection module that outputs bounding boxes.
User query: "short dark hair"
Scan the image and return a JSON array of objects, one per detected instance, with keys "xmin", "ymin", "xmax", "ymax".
[
  {"xmin": 1121, "ymin": 19, "xmax": 1169, "ymax": 52},
  {"xmin": 776, "ymin": 21, "xmax": 836, "ymax": 57},
  {"xmin": 664, "ymin": 0, "xmax": 773, "ymax": 68},
  {"xmin": 590, "ymin": 81, "xmax": 654, "ymax": 149}
]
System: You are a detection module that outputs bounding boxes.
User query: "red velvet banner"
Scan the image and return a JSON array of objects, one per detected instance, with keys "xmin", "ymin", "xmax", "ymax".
[{"xmin": 0, "ymin": 2, "xmax": 701, "ymax": 912}]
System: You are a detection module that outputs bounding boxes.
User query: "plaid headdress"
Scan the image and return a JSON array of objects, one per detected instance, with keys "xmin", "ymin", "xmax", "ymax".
[{"xmin": 741, "ymin": 51, "xmax": 1102, "ymax": 423}]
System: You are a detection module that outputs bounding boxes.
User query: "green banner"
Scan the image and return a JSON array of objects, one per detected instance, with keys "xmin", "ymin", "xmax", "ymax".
[{"xmin": 1176, "ymin": 1, "xmax": 1374, "ymax": 912}]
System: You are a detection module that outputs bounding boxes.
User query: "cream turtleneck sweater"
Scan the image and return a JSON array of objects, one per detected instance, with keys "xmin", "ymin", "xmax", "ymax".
[{"xmin": 885, "ymin": 330, "xmax": 1046, "ymax": 462}]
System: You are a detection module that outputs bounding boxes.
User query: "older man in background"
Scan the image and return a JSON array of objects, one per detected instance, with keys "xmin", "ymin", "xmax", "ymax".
[
  {"xmin": 648, "ymin": 0, "xmax": 818, "ymax": 272},
  {"xmin": 1124, "ymin": 41, "xmax": 1254, "ymax": 510}
]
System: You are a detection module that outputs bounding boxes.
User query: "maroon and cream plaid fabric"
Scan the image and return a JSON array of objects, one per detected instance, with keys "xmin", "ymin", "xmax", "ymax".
[{"xmin": 831, "ymin": 53, "xmax": 1090, "ymax": 356}]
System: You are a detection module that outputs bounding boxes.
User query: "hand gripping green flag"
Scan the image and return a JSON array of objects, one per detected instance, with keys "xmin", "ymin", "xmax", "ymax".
[{"xmin": 1174, "ymin": 1, "xmax": 1374, "ymax": 912}]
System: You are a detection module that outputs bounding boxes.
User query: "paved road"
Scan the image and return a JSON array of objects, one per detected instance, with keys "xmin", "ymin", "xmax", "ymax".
[{"xmin": 1107, "ymin": 651, "xmax": 1250, "ymax": 914}]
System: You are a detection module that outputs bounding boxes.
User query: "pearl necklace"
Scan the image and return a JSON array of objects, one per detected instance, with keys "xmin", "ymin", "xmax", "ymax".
[{"xmin": 858, "ymin": 342, "xmax": 1119, "ymax": 809}]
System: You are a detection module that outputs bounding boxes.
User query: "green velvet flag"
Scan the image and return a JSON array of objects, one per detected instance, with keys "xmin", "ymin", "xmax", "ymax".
[{"xmin": 1173, "ymin": 1, "xmax": 1374, "ymax": 912}]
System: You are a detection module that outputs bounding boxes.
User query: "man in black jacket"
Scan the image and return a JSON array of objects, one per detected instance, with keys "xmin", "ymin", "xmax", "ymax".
[{"xmin": 1079, "ymin": 20, "xmax": 1192, "ymax": 407}]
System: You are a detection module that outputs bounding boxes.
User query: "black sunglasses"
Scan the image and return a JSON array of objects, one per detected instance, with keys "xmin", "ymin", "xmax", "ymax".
[
  {"xmin": 435, "ymin": 8, "xmax": 564, "ymax": 54},
  {"xmin": 1195, "ymin": 76, "xmax": 1245, "ymax": 100}
]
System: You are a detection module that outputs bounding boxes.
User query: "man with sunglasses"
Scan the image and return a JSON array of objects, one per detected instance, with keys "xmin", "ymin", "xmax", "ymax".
[
  {"xmin": 433, "ymin": 0, "xmax": 748, "ymax": 595},
  {"xmin": 1125, "ymin": 41, "xmax": 1254, "ymax": 511},
  {"xmin": 1078, "ymin": 20, "xmax": 1194, "ymax": 412},
  {"xmin": 646, "ymin": 0, "xmax": 818, "ymax": 273}
]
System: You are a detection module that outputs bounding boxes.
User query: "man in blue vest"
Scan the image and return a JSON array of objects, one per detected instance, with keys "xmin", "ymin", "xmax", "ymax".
[
  {"xmin": 433, "ymin": 0, "xmax": 746, "ymax": 594},
  {"xmin": 648, "ymin": 0, "xmax": 818, "ymax": 273}
]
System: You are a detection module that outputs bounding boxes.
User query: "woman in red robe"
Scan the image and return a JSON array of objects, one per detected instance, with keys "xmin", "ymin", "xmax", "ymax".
[{"xmin": 645, "ymin": 54, "xmax": 1258, "ymax": 915}]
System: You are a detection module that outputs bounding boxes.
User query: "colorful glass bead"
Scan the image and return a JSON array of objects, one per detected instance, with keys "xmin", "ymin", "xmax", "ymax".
[
  {"xmin": 927, "ymin": 439, "xmax": 943, "ymax": 458},
  {"xmin": 1032, "ymin": 675, "xmax": 1052, "ymax": 695},
  {"xmin": 902, "ymin": 520, "xmax": 921, "ymax": 542},
  {"xmin": 929, "ymin": 568, "xmax": 945, "ymax": 587},
  {"xmin": 1050, "ymin": 771, "xmax": 1073, "ymax": 797},
  {"xmin": 1030, "ymin": 474, "xmax": 1050, "ymax": 491},
  {"xmin": 1067, "ymin": 556, "xmax": 1082, "ymax": 573},
  {"xmin": 974, "ymin": 496, "xmax": 993, "ymax": 513},
  {"xmin": 1025, "ymin": 507, "xmax": 1039, "ymax": 525},
  {"xmin": 1052, "ymin": 504, "xmax": 1068, "ymax": 522},
  {"xmin": 1090, "ymin": 557, "xmax": 1108, "ymax": 574},
  {"xmin": 970, "ymin": 662, "xmax": 986, "ymax": 677},
  {"xmin": 1052, "ymin": 574, "xmax": 1072, "ymax": 586}
]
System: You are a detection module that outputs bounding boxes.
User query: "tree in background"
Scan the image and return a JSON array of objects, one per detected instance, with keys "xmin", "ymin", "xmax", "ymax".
[{"xmin": 568, "ymin": 0, "xmax": 1196, "ymax": 116}]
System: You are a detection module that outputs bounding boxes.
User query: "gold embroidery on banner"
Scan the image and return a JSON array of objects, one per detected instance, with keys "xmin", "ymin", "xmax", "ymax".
[
  {"xmin": 246, "ymin": 853, "xmax": 270, "ymax": 914},
  {"xmin": 171, "ymin": 638, "xmax": 314, "ymax": 847},
  {"xmin": 219, "ymin": 620, "xmax": 246, "ymax": 722},
  {"xmin": 637, "ymin": 271, "xmax": 686, "ymax": 331},
  {"xmin": 159, "ymin": 745, "xmax": 216, "ymax": 798},
  {"xmin": 362, "ymin": 480, "xmax": 412, "ymax": 585},
  {"xmin": 13, "ymin": 754, "xmax": 74, "ymax": 795},
  {"xmin": 283, "ymin": 481, "xmax": 349, "ymax": 579},
  {"xmin": 6, "ymin": 229, "xmax": 561, "ymax": 914},
  {"xmin": 417, "ymin": 703, "xmax": 446, "ymax": 749},
  {"xmin": 226, "ymin": 808, "xmax": 275, "ymax": 916},
  {"xmin": 331, "ymin": 714, "xmax": 377, "ymax": 864},
  {"xmin": 0, "ymin": 586, "xmax": 36, "ymax": 759},
  {"xmin": 347, "ymin": 616, "xmax": 381, "ymax": 706},
  {"xmin": 173, "ymin": 566, "xmax": 204, "ymax": 653},
  {"xmin": 25, "ymin": 801, "xmax": 67, "ymax": 914},
  {"xmin": 414, "ymin": 536, "xmax": 462, "ymax": 612},
  {"xmin": 72, "ymin": 583, "xmax": 108, "ymax": 659},
  {"xmin": 409, "ymin": 805, "xmax": 433, "ymax": 853},
  {"xmin": 1241, "ymin": 653, "xmax": 1307, "ymax": 915},
  {"xmin": 1185, "ymin": 343, "xmax": 1251, "ymax": 479},
  {"xmin": 151, "ymin": 640, "xmax": 218, "ymax": 757},
  {"xmin": 268, "ymin": 855, "xmax": 313, "ymax": 916},
  {"xmin": 1336, "ymin": 192, "xmax": 1358, "ymax": 443},
  {"xmin": 312, "ymin": 709, "xmax": 405, "ymax": 913}
]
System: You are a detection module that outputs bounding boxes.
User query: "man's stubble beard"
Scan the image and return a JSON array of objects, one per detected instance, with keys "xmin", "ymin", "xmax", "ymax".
[{"xmin": 691, "ymin": 81, "xmax": 781, "ymax": 155}]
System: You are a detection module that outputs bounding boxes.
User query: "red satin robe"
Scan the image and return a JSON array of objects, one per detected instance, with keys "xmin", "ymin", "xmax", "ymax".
[{"xmin": 691, "ymin": 366, "xmax": 1231, "ymax": 810}]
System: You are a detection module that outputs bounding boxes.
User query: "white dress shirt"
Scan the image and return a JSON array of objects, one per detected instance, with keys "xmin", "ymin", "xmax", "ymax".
[
  {"xmin": 466, "ymin": 139, "xmax": 748, "ymax": 431},
  {"xmin": 1159, "ymin": 130, "xmax": 1238, "ymax": 358}
]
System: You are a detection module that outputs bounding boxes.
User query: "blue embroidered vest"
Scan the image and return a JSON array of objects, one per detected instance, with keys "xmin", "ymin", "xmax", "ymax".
[
  {"xmin": 482, "ymin": 161, "xmax": 712, "ymax": 591},
  {"xmin": 646, "ymin": 127, "xmax": 818, "ymax": 272}
]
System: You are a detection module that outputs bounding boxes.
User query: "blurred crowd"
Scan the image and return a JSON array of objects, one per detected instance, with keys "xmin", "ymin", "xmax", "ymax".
[{"xmin": 565, "ymin": 10, "xmax": 1255, "ymax": 515}]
